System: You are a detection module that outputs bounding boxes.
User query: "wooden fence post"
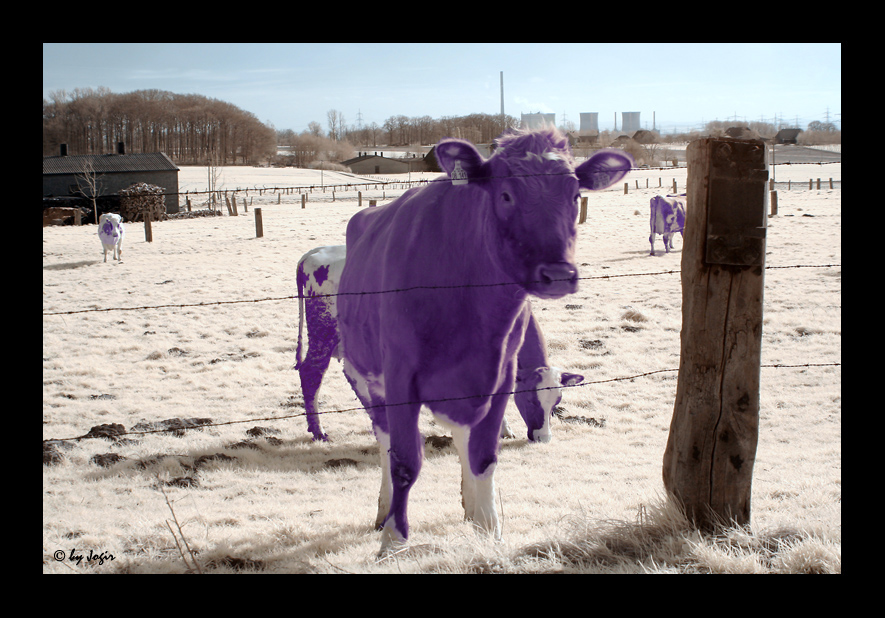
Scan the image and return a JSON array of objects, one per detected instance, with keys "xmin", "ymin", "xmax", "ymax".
[
  {"xmin": 302, "ymin": 194, "xmax": 306, "ymax": 209},
  {"xmin": 579, "ymin": 197, "xmax": 588, "ymax": 224},
  {"xmin": 144, "ymin": 211, "xmax": 153, "ymax": 243},
  {"xmin": 662, "ymin": 137, "xmax": 768, "ymax": 531},
  {"xmin": 254, "ymin": 207, "xmax": 263, "ymax": 238}
]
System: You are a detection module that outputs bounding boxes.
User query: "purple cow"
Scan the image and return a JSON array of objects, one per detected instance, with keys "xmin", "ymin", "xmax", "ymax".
[
  {"xmin": 294, "ymin": 245, "xmax": 583, "ymax": 443},
  {"xmin": 648, "ymin": 194, "xmax": 686, "ymax": 256},
  {"xmin": 337, "ymin": 127, "xmax": 632, "ymax": 552},
  {"xmin": 98, "ymin": 213, "xmax": 125, "ymax": 262}
]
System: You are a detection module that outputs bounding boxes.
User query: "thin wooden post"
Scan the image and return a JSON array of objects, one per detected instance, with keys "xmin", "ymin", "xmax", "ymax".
[
  {"xmin": 358, "ymin": 191, "xmax": 362, "ymax": 207},
  {"xmin": 829, "ymin": 178, "xmax": 833, "ymax": 189},
  {"xmin": 302, "ymin": 193, "xmax": 306, "ymax": 209},
  {"xmin": 624, "ymin": 182, "xmax": 628, "ymax": 195},
  {"xmin": 254, "ymin": 207, "xmax": 263, "ymax": 238},
  {"xmin": 672, "ymin": 179, "xmax": 678, "ymax": 194},
  {"xmin": 770, "ymin": 190, "xmax": 777, "ymax": 216},
  {"xmin": 144, "ymin": 211, "xmax": 153, "ymax": 243},
  {"xmin": 579, "ymin": 197, "xmax": 588, "ymax": 224},
  {"xmin": 816, "ymin": 178, "xmax": 821, "ymax": 190},
  {"xmin": 663, "ymin": 137, "xmax": 768, "ymax": 531}
]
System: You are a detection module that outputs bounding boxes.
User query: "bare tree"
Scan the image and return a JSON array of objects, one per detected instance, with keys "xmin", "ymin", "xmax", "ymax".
[
  {"xmin": 75, "ymin": 159, "xmax": 104, "ymax": 224},
  {"xmin": 327, "ymin": 110, "xmax": 346, "ymax": 141}
]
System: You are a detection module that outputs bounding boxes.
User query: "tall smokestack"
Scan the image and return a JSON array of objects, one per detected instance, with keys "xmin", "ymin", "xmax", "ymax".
[{"xmin": 500, "ymin": 71, "xmax": 504, "ymax": 119}]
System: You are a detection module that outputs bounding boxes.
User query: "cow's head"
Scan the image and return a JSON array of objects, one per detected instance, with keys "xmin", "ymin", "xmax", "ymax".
[
  {"xmin": 514, "ymin": 367, "xmax": 584, "ymax": 442},
  {"xmin": 435, "ymin": 128, "xmax": 632, "ymax": 299}
]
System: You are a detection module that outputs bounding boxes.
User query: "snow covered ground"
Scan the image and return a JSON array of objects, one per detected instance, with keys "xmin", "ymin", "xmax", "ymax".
[{"xmin": 43, "ymin": 159, "xmax": 840, "ymax": 573}]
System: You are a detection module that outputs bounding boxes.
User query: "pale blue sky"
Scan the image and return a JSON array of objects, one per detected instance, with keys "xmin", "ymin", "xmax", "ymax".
[{"xmin": 43, "ymin": 43, "xmax": 841, "ymax": 134}]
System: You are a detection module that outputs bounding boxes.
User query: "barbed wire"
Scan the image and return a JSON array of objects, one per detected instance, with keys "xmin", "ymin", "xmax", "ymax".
[
  {"xmin": 41, "ymin": 264, "xmax": 839, "ymax": 317},
  {"xmin": 42, "ymin": 362, "xmax": 841, "ymax": 444}
]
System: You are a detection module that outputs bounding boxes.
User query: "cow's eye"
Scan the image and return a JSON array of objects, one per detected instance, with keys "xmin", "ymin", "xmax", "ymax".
[{"xmin": 502, "ymin": 191, "xmax": 513, "ymax": 204}]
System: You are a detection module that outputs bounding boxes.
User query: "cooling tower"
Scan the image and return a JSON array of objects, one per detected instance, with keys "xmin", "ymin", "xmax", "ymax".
[
  {"xmin": 621, "ymin": 112, "xmax": 641, "ymax": 133},
  {"xmin": 521, "ymin": 113, "xmax": 556, "ymax": 130},
  {"xmin": 580, "ymin": 112, "xmax": 599, "ymax": 133}
]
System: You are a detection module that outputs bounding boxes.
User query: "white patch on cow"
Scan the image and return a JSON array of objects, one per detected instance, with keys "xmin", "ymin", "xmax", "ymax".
[
  {"xmin": 375, "ymin": 428, "xmax": 392, "ymax": 530},
  {"xmin": 449, "ymin": 424, "xmax": 475, "ymax": 517},
  {"xmin": 449, "ymin": 423, "xmax": 500, "ymax": 538},
  {"xmin": 472, "ymin": 473, "xmax": 500, "ymax": 539},
  {"xmin": 380, "ymin": 514, "xmax": 407, "ymax": 554},
  {"xmin": 531, "ymin": 367, "xmax": 562, "ymax": 443}
]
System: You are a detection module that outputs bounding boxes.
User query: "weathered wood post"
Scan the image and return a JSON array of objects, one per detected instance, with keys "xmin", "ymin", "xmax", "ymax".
[
  {"xmin": 301, "ymin": 194, "xmax": 307, "ymax": 209},
  {"xmin": 662, "ymin": 137, "xmax": 768, "ymax": 531},
  {"xmin": 579, "ymin": 197, "xmax": 588, "ymax": 224},
  {"xmin": 254, "ymin": 207, "xmax": 263, "ymax": 238},
  {"xmin": 144, "ymin": 211, "xmax": 153, "ymax": 243}
]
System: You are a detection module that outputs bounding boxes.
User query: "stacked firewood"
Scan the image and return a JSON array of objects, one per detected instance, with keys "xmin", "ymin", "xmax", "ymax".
[{"xmin": 119, "ymin": 182, "xmax": 167, "ymax": 222}]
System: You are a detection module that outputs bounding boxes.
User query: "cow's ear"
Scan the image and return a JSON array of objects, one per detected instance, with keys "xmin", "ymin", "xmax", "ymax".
[
  {"xmin": 560, "ymin": 372, "xmax": 584, "ymax": 387},
  {"xmin": 576, "ymin": 149, "xmax": 633, "ymax": 191},
  {"xmin": 434, "ymin": 139, "xmax": 487, "ymax": 184}
]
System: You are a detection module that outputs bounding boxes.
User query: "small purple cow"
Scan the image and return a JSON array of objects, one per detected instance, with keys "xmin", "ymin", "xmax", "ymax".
[
  {"xmin": 648, "ymin": 194, "xmax": 686, "ymax": 256},
  {"xmin": 337, "ymin": 127, "xmax": 632, "ymax": 552},
  {"xmin": 294, "ymin": 245, "xmax": 583, "ymax": 443},
  {"xmin": 98, "ymin": 213, "xmax": 125, "ymax": 262}
]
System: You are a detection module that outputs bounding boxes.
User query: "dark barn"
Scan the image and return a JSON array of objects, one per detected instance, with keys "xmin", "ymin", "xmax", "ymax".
[{"xmin": 43, "ymin": 143, "xmax": 180, "ymax": 216}]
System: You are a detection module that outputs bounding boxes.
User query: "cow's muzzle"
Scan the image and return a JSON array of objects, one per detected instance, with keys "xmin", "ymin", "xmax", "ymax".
[{"xmin": 530, "ymin": 262, "xmax": 578, "ymax": 298}]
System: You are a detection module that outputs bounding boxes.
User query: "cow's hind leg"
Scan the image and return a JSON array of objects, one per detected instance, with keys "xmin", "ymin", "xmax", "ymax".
[
  {"xmin": 298, "ymin": 299, "xmax": 339, "ymax": 441},
  {"xmin": 343, "ymin": 361, "xmax": 392, "ymax": 530}
]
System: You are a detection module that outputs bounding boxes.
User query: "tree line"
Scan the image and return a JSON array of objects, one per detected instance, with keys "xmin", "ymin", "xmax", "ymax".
[{"xmin": 43, "ymin": 87, "xmax": 278, "ymax": 165}]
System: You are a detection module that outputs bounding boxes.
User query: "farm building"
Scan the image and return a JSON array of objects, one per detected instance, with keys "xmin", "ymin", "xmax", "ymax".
[
  {"xmin": 342, "ymin": 152, "xmax": 437, "ymax": 174},
  {"xmin": 774, "ymin": 128, "xmax": 803, "ymax": 144},
  {"xmin": 43, "ymin": 143, "xmax": 180, "ymax": 214}
]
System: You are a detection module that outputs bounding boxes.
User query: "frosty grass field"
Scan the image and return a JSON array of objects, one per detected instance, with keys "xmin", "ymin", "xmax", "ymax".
[{"xmin": 43, "ymin": 156, "xmax": 841, "ymax": 573}]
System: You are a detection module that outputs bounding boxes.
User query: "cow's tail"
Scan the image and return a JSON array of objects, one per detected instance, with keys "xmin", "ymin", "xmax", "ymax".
[{"xmin": 294, "ymin": 260, "xmax": 306, "ymax": 371}]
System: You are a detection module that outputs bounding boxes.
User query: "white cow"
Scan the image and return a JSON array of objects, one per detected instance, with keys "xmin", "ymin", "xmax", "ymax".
[
  {"xmin": 649, "ymin": 194, "xmax": 686, "ymax": 256},
  {"xmin": 98, "ymin": 213, "xmax": 125, "ymax": 262}
]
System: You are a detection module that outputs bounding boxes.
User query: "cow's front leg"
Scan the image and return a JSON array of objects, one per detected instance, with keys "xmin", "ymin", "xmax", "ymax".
[
  {"xmin": 379, "ymin": 398, "xmax": 422, "ymax": 553},
  {"xmin": 453, "ymin": 391, "xmax": 508, "ymax": 540}
]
